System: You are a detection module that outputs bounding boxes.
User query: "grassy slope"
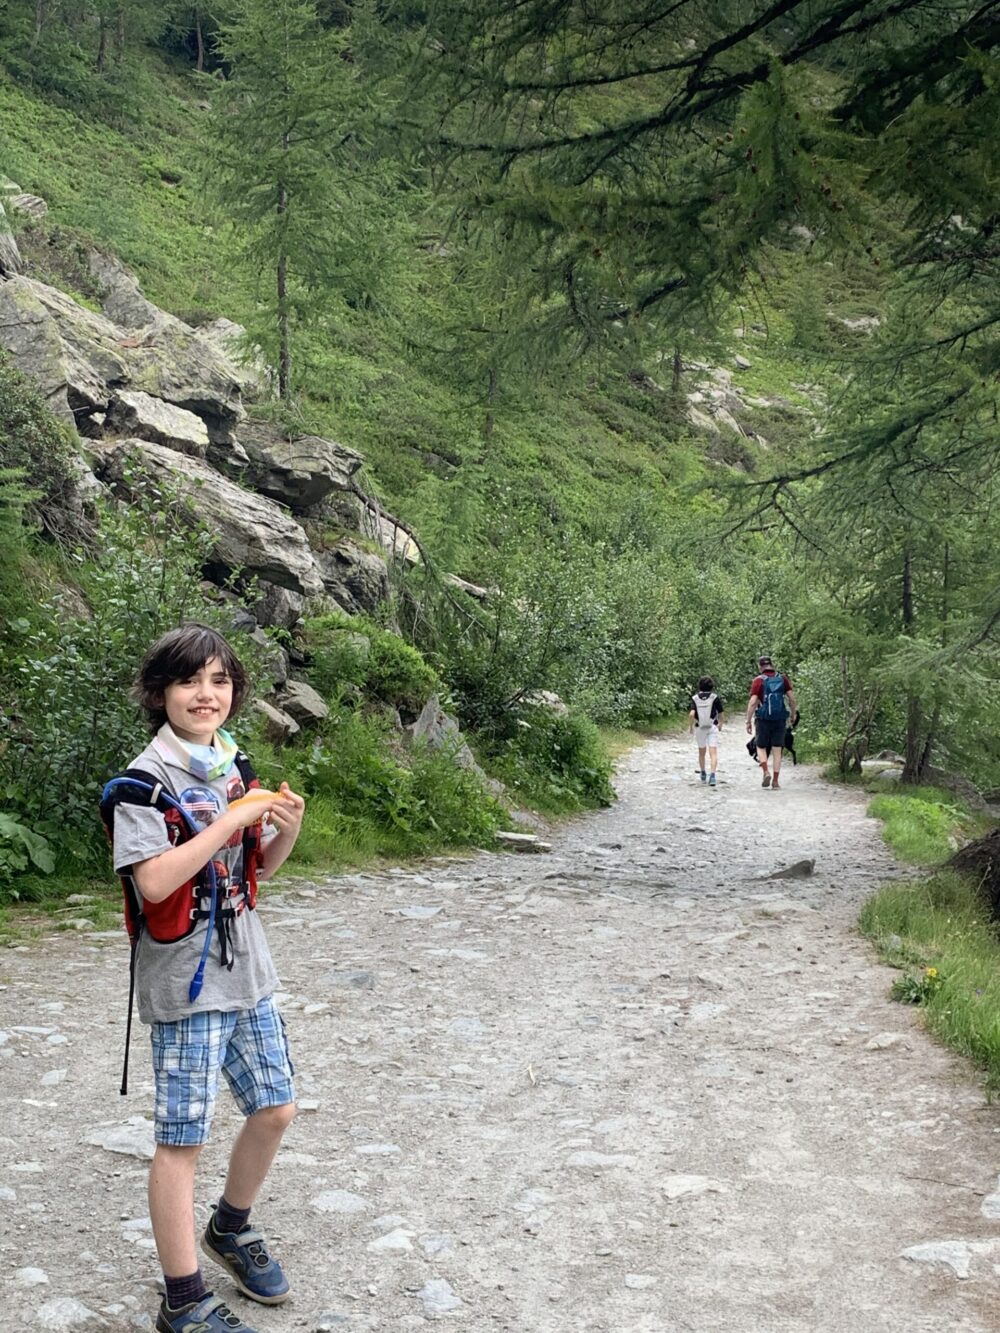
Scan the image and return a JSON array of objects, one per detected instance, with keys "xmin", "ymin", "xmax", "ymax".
[
  {"xmin": 0, "ymin": 55, "xmax": 859, "ymax": 559},
  {"xmin": 859, "ymin": 780, "xmax": 1000, "ymax": 1090}
]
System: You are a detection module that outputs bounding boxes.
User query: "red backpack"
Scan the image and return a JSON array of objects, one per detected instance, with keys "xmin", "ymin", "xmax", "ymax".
[{"xmin": 99, "ymin": 751, "xmax": 265, "ymax": 1092}]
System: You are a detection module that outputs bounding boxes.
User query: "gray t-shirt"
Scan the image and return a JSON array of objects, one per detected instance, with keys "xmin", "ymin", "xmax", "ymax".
[{"xmin": 113, "ymin": 741, "xmax": 280, "ymax": 1025}]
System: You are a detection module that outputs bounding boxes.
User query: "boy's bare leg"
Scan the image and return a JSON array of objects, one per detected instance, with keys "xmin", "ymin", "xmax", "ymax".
[
  {"xmin": 708, "ymin": 744, "xmax": 719, "ymax": 775},
  {"xmin": 697, "ymin": 745, "xmax": 707, "ymax": 771},
  {"xmin": 149, "ymin": 1144, "xmax": 202, "ymax": 1276},
  {"xmin": 221, "ymin": 1103, "xmax": 296, "ymax": 1210}
]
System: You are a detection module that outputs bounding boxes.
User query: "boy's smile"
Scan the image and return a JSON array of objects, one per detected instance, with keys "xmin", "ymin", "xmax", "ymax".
[{"xmin": 161, "ymin": 656, "xmax": 234, "ymax": 746}]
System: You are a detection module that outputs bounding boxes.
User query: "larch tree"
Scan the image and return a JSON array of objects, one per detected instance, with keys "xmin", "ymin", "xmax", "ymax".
[{"xmin": 207, "ymin": 0, "xmax": 395, "ymax": 403}]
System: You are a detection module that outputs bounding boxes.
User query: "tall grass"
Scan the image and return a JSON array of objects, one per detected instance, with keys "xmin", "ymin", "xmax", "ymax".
[
  {"xmin": 865, "ymin": 786, "xmax": 973, "ymax": 865},
  {"xmin": 860, "ymin": 871, "xmax": 1000, "ymax": 1091}
]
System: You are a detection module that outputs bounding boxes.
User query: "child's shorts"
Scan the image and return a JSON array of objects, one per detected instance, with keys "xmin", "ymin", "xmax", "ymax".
[
  {"xmin": 150, "ymin": 995, "xmax": 295, "ymax": 1147},
  {"xmin": 695, "ymin": 724, "xmax": 720, "ymax": 748}
]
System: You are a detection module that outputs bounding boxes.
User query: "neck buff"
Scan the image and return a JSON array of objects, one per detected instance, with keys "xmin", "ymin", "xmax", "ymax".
[{"xmin": 153, "ymin": 722, "xmax": 239, "ymax": 782}]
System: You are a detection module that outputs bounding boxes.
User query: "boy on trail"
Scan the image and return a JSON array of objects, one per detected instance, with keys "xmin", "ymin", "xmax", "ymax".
[
  {"xmin": 745, "ymin": 654, "xmax": 798, "ymax": 791},
  {"xmin": 689, "ymin": 676, "xmax": 724, "ymax": 787},
  {"xmin": 105, "ymin": 624, "xmax": 305, "ymax": 1333}
]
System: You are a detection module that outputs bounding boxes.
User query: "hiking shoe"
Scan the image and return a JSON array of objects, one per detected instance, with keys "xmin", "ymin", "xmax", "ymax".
[
  {"xmin": 708, "ymin": 773, "xmax": 716, "ymax": 787},
  {"xmin": 771, "ymin": 777, "xmax": 780, "ymax": 790},
  {"xmin": 156, "ymin": 1294, "xmax": 259, "ymax": 1333},
  {"xmin": 761, "ymin": 770, "xmax": 771, "ymax": 788},
  {"xmin": 699, "ymin": 769, "xmax": 707, "ymax": 783},
  {"xmin": 202, "ymin": 1214, "xmax": 290, "ymax": 1305}
]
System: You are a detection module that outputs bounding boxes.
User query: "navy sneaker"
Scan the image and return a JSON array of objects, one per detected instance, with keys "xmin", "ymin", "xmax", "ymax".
[
  {"xmin": 699, "ymin": 769, "xmax": 707, "ymax": 782},
  {"xmin": 156, "ymin": 1294, "xmax": 259, "ymax": 1333},
  {"xmin": 202, "ymin": 1212, "xmax": 290, "ymax": 1305}
]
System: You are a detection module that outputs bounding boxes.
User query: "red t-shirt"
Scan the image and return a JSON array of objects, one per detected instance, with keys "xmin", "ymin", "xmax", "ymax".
[{"xmin": 750, "ymin": 670, "xmax": 792, "ymax": 700}]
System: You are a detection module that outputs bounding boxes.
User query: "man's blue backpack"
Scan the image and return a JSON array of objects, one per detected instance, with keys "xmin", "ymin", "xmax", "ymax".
[{"xmin": 758, "ymin": 672, "xmax": 787, "ymax": 720}]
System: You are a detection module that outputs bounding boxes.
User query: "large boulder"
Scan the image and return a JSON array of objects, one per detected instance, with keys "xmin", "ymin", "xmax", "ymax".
[
  {"xmin": 6, "ymin": 191, "xmax": 48, "ymax": 220},
  {"xmin": 98, "ymin": 439, "xmax": 323, "ymax": 597},
  {"xmin": 323, "ymin": 491, "xmax": 420, "ymax": 564},
  {"xmin": 275, "ymin": 679, "xmax": 329, "ymax": 726},
  {"xmin": 253, "ymin": 698, "xmax": 300, "ymax": 744},
  {"xmin": 0, "ymin": 203, "xmax": 21, "ymax": 277},
  {"xmin": 316, "ymin": 540, "xmax": 390, "ymax": 615},
  {"xmin": 407, "ymin": 694, "xmax": 503, "ymax": 798},
  {"xmin": 104, "ymin": 389, "xmax": 209, "ymax": 457},
  {"xmin": 86, "ymin": 253, "xmax": 254, "ymax": 436},
  {"xmin": 198, "ymin": 318, "xmax": 270, "ymax": 401},
  {"xmin": 87, "ymin": 249, "xmax": 167, "ymax": 330},
  {"xmin": 254, "ymin": 581, "xmax": 305, "ymax": 631},
  {"xmin": 239, "ymin": 418, "xmax": 363, "ymax": 511},
  {"xmin": 0, "ymin": 276, "xmax": 128, "ymax": 424},
  {"xmin": 124, "ymin": 321, "xmax": 246, "ymax": 445}
]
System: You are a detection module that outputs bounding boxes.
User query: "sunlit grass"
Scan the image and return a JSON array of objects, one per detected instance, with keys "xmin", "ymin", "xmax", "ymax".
[{"xmin": 860, "ymin": 871, "xmax": 1000, "ymax": 1092}]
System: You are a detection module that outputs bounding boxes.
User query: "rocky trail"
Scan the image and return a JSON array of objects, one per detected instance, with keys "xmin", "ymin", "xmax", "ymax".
[{"xmin": 3, "ymin": 735, "xmax": 1000, "ymax": 1333}]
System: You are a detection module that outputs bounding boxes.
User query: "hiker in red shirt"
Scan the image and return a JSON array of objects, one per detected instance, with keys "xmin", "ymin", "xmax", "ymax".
[{"xmin": 745, "ymin": 655, "xmax": 798, "ymax": 790}]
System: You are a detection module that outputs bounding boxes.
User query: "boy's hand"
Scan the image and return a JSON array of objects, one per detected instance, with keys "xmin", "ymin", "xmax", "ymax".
[
  {"xmin": 225, "ymin": 790, "xmax": 290, "ymax": 831},
  {"xmin": 266, "ymin": 782, "xmax": 305, "ymax": 839}
]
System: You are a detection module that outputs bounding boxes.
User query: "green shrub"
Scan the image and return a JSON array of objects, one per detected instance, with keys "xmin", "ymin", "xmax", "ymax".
[
  {"xmin": 0, "ymin": 481, "xmax": 257, "ymax": 886},
  {"xmin": 0, "ymin": 353, "xmax": 80, "ymax": 542},
  {"xmin": 867, "ymin": 788, "xmax": 968, "ymax": 866},
  {"xmin": 284, "ymin": 707, "xmax": 502, "ymax": 854},
  {"xmin": 303, "ymin": 611, "xmax": 440, "ymax": 715},
  {"xmin": 493, "ymin": 709, "xmax": 615, "ymax": 812}
]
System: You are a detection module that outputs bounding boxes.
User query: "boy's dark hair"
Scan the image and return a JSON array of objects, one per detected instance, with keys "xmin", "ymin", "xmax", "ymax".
[
  {"xmin": 698, "ymin": 676, "xmax": 714, "ymax": 692},
  {"xmin": 134, "ymin": 623, "xmax": 251, "ymax": 733}
]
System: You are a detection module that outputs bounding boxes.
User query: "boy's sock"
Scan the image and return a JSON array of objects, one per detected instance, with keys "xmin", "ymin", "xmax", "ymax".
[
  {"xmin": 164, "ymin": 1270, "xmax": 208, "ymax": 1310},
  {"xmin": 213, "ymin": 1196, "xmax": 252, "ymax": 1235}
]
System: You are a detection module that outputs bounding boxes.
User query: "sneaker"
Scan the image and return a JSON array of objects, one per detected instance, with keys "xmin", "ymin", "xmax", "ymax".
[
  {"xmin": 761, "ymin": 770, "xmax": 771, "ymax": 788},
  {"xmin": 700, "ymin": 770, "xmax": 707, "ymax": 783},
  {"xmin": 708, "ymin": 773, "xmax": 716, "ymax": 787},
  {"xmin": 202, "ymin": 1213, "xmax": 290, "ymax": 1306},
  {"xmin": 156, "ymin": 1294, "xmax": 259, "ymax": 1333}
]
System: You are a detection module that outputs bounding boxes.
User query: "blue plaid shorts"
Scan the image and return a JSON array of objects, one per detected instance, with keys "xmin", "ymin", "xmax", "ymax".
[{"xmin": 150, "ymin": 996, "xmax": 295, "ymax": 1147}]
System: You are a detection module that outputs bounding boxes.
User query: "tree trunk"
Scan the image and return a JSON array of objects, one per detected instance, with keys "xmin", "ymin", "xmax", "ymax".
[
  {"xmin": 277, "ymin": 172, "xmax": 290, "ymax": 403},
  {"xmin": 195, "ymin": 8, "xmax": 205, "ymax": 71},
  {"xmin": 671, "ymin": 346, "xmax": 682, "ymax": 396},
  {"xmin": 96, "ymin": 13, "xmax": 108, "ymax": 71},
  {"xmin": 29, "ymin": 0, "xmax": 46, "ymax": 54},
  {"xmin": 900, "ymin": 544, "xmax": 923, "ymax": 783},
  {"xmin": 484, "ymin": 365, "xmax": 497, "ymax": 440}
]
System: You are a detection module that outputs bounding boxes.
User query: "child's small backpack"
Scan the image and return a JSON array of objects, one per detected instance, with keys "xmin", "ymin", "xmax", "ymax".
[
  {"xmin": 758, "ymin": 673, "xmax": 787, "ymax": 720},
  {"xmin": 693, "ymin": 692, "xmax": 718, "ymax": 727},
  {"xmin": 99, "ymin": 752, "xmax": 264, "ymax": 1094}
]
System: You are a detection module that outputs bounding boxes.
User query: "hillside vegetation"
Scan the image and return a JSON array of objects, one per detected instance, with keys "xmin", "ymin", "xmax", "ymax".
[{"xmin": 1, "ymin": 0, "xmax": 998, "ymax": 898}]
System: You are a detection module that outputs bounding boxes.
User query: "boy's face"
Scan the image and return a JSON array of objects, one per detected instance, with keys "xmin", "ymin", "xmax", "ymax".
[{"xmin": 160, "ymin": 655, "xmax": 234, "ymax": 745}]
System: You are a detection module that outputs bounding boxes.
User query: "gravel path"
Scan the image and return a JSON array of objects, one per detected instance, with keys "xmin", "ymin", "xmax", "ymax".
[{"xmin": 2, "ymin": 735, "xmax": 999, "ymax": 1332}]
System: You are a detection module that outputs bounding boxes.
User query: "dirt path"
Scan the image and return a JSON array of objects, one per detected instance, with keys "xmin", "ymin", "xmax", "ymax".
[{"xmin": 3, "ymin": 736, "xmax": 1000, "ymax": 1332}]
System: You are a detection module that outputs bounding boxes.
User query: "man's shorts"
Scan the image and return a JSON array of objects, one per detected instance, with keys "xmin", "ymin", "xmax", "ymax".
[
  {"xmin": 150, "ymin": 995, "xmax": 295, "ymax": 1146},
  {"xmin": 695, "ymin": 724, "xmax": 720, "ymax": 748},
  {"xmin": 755, "ymin": 717, "xmax": 787, "ymax": 750}
]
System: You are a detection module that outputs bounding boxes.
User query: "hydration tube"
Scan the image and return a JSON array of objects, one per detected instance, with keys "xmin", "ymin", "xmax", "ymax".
[{"xmin": 102, "ymin": 777, "xmax": 219, "ymax": 1001}]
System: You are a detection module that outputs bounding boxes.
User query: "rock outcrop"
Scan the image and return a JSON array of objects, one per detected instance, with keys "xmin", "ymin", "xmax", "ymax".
[
  {"xmin": 104, "ymin": 389, "xmax": 209, "ymax": 457},
  {"xmin": 0, "ymin": 275, "xmax": 129, "ymax": 423},
  {"xmin": 98, "ymin": 439, "xmax": 323, "ymax": 597},
  {"xmin": 0, "ymin": 215, "xmax": 413, "ymax": 627},
  {"xmin": 240, "ymin": 418, "xmax": 363, "ymax": 510},
  {"xmin": 0, "ymin": 203, "xmax": 21, "ymax": 277},
  {"xmin": 317, "ymin": 541, "xmax": 391, "ymax": 616}
]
